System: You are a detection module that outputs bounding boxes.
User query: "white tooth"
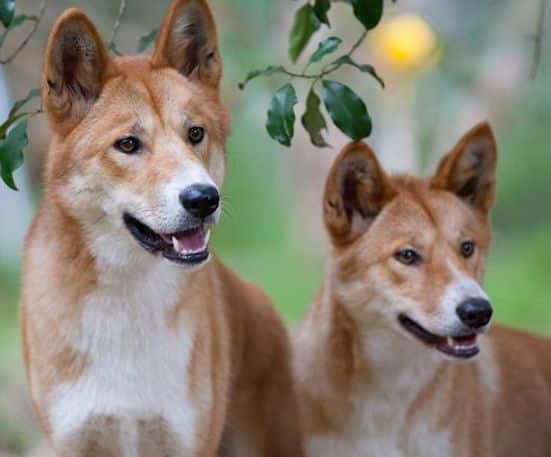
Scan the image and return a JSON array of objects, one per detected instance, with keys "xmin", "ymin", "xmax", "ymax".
[
  {"xmin": 172, "ymin": 236, "xmax": 182, "ymax": 253},
  {"xmin": 204, "ymin": 229, "xmax": 211, "ymax": 247}
]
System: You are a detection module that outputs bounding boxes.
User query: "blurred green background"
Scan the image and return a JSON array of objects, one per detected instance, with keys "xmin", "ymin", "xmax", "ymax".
[{"xmin": 0, "ymin": 0, "xmax": 550, "ymax": 454}]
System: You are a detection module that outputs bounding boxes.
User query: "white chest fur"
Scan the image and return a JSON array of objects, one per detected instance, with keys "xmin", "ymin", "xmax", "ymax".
[
  {"xmin": 305, "ymin": 329, "xmax": 453, "ymax": 457},
  {"xmin": 47, "ymin": 262, "xmax": 202, "ymax": 455},
  {"xmin": 306, "ymin": 393, "xmax": 452, "ymax": 457}
]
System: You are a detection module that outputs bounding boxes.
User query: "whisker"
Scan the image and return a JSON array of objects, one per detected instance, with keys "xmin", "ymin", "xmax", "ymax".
[{"xmin": 221, "ymin": 206, "xmax": 233, "ymax": 220}]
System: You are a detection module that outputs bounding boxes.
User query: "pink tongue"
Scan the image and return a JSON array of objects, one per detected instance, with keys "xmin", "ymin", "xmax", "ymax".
[{"xmin": 174, "ymin": 228, "xmax": 206, "ymax": 252}]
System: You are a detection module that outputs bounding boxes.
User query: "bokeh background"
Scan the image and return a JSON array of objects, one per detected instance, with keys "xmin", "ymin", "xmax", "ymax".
[{"xmin": 0, "ymin": 0, "xmax": 550, "ymax": 454}]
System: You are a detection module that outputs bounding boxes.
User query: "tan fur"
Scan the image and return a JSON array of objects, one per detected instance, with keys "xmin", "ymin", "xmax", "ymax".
[
  {"xmin": 295, "ymin": 123, "xmax": 551, "ymax": 457},
  {"xmin": 21, "ymin": 2, "xmax": 303, "ymax": 456}
]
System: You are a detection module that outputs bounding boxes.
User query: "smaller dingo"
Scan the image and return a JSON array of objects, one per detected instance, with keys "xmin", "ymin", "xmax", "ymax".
[{"xmin": 294, "ymin": 123, "xmax": 551, "ymax": 457}]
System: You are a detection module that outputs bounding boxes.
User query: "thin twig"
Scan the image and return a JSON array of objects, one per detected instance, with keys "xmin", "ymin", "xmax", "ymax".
[
  {"xmin": 108, "ymin": 0, "xmax": 128, "ymax": 53},
  {"xmin": 239, "ymin": 29, "xmax": 370, "ymax": 89},
  {"xmin": 531, "ymin": 0, "xmax": 548, "ymax": 79},
  {"xmin": 0, "ymin": 0, "xmax": 48, "ymax": 65},
  {"xmin": 280, "ymin": 66, "xmax": 333, "ymax": 79},
  {"xmin": 287, "ymin": 30, "xmax": 369, "ymax": 80},
  {"xmin": 348, "ymin": 30, "xmax": 368, "ymax": 56}
]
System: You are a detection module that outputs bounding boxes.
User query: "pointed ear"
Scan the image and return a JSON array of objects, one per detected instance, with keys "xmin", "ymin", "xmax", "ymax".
[
  {"xmin": 431, "ymin": 122, "xmax": 497, "ymax": 213},
  {"xmin": 324, "ymin": 142, "xmax": 396, "ymax": 245},
  {"xmin": 42, "ymin": 9, "xmax": 117, "ymax": 135},
  {"xmin": 152, "ymin": 0, "xmax": 222, "ymax": 87}
]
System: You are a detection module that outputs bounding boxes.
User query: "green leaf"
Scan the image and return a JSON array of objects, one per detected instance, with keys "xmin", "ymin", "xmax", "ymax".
[
  {"xmin": 302, "ymin": 88, "xmax": 328, "ymax": 147},
  {"xmin": 343, "ymin": 0, "xmax": 384, "ymax": 30},
  {"xmin": 331, "ymin": 55, "xmax": 385, "ymax": 88},
  {"xmin": 137, "ymin": 28, "xmax": 158, "ymax": 53},
  {"xmin": 313, "ymin": 0, "xmax": 331, "ymax": 25},
  {"xmin": 9, "ymin": 13, "xmax": 37, "ymax": 29},
  {"xmin": 8, "ymin": 87, "xmax": 40, "ymax": 118},
  {"xmin": 0, "ymin": 120, "xmax": 28, "ymax": 190},
  {"xmin": 0, "ymin": 0, "xmax": 15, "ymax": 28},
  {"xmin": 0, "ymin": 111, "xmax": 26, "ymax": 140},
  {"xmin": 309, "ymin": 36, "xmax": 342, "ymax": 64},
  {"xmin": 321, "ymin": 80, "xmax": 371, "ymax": 140},
  {"xmin": 289, "ymin": 3, "xmax": 321, "ymax": 63},
  {"xmin": 266, "ymin": 83, "xmax": 298, "ymax": 147},
  {"xmin": 0, "ymin": 87, "xmax": 39, "ymax": 140},
  {"xmin": 0, "ymin": 14, "xmax": 38, "ymax": 47},
  {"xmin": 238, "ymin": 65, "xmax": 284, "ymax": 90}
]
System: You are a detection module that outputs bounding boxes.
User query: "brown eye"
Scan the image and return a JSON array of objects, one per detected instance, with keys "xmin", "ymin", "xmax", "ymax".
[
  {"xmin": 460, "ymin": 241, "xmax": 475, "ymax": 258},
  {"xmin": 394, "ymin": 249, "xmax": 422, "ymax": 266},
  {"xmin": 188, "ymin": 126, "xmax": 205, "ymax": 145},
  {"xmin": 114, "ymin": 136, "xmax": 141, "ymax": 154}
]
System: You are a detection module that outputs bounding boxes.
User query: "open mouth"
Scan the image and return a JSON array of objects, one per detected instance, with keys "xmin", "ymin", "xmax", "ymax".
[
  {"xmin": 123, "ymin": 213, "xmax": 211, "ymax": 266},
  {"xmin": 398, "ymin": 314, "xmax": 479, "ymax": 359}
]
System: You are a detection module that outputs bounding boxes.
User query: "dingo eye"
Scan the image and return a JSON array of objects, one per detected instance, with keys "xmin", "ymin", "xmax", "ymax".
[
  {"xmin": 394, "ymin": 249, "xmax": 422, "ymax": 266},
  {"xmin": 114, "ymin": 136, "xmax": 141, "ymax": 154},
  {"xmin": 460, "ymin": 241, "xmax": 475, "ymax": 258},
  {"xmin": 188, "ymin": 126, "xmax": 205, "ymax": 145}
]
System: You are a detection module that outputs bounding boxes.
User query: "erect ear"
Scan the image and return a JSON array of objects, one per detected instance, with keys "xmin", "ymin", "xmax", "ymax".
[
  {"xmin": 42, "ymin": 8, "xmax": 117, "ymax": 135},
  {"xmin": 431, "ymin": 122, "xmax": 497, "ymax": 213},
  {"xmin": 152, "ymin": 0, "xmax": 222, "ymax": 87},
  {"xmin": 324, "ymin": 142, "xmax": 396, "ymax": 245}
]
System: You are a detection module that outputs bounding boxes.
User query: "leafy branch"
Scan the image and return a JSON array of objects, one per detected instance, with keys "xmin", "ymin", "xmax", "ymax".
[
  {"xmin": 0, "ymin": 0, "xmax": 48, "ymax": 64},
  {"xmin": 0, "ymin": 0, "xmax": 134, "ymax": 190},
  {"xmin": 0, "ymin": 88, "xmax": 41, "ymax": 190},
  {"xmin": 0, "ymin": 0, "xmax": 48, "ymax": 189},
  {"xmin": 239, "ymin": 0, "xmax": 386, "ymax": 148}
]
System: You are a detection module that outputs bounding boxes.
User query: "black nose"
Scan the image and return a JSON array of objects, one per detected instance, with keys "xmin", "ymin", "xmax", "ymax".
[
  {"xmin": 179, "ymin": 184, "xmax": 219, "ymax": 219},
  {"xmin": 456, "ymin": 298, "xmax": 493, "ymax": 329}
]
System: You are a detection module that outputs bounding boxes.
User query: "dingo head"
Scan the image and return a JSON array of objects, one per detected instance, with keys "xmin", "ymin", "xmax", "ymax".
[
  {"xmin": 324, "ymin": 123, "xmax": 497, "ymax": 359},
  {"xmin": 42, "ymin": 0, "xmax": 230, "ymax": 269}
]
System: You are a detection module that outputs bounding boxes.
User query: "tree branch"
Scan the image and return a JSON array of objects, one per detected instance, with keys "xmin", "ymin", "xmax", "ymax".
[
  {"xmin": 531, "ymin": 0, "xmax": 548, "ymax": 79},
  {"xmin": 348, "ymin": 30, "xmax": 368, "ymax": 56},
  {"xmin": 0, "ymin": 0, "xmax": 48, "ymax": 65},
  {"xmin": 287, "ymin": 30, "xmax": 370, "ymax": 81},
  {"xmin": 108, "ymin": 0, "xmax": 128, "ymax": 54}
]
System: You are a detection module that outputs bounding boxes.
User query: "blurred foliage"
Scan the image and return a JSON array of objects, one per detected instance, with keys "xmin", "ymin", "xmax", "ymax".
[
  {"xmin": 136, "ymin": 27, "xmax": 157, "ymax": 52},
  {"xmin": 486, "ymin": 228, "xmax": 551, "ymax": 336},
  {"xmin": 0, "ymin": 264, "xmax": 19, "ymax": 342},
  {"xmin": 493, "ymin": 82, "xmax": 551, "ymax": 230}
]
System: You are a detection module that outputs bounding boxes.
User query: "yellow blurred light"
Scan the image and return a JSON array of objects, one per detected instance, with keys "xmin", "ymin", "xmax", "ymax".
[{"xmin": 372, "ymin": 14, "xmax": 438, "ymax": 71}]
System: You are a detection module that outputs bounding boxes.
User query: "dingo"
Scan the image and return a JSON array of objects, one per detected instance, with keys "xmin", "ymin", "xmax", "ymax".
[
  {"xmin": 294, "ymin": 123, "xmax": 551, "ymax": 457},
  {"xmin": 21, "ymin": 1, "xmax": 303, "ymax": 455}
]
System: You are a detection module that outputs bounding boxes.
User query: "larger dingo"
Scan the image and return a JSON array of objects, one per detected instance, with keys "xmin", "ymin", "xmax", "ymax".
[{"xmin": 21, "ymin": 2, "xmax": 303, "ymax": 455}]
